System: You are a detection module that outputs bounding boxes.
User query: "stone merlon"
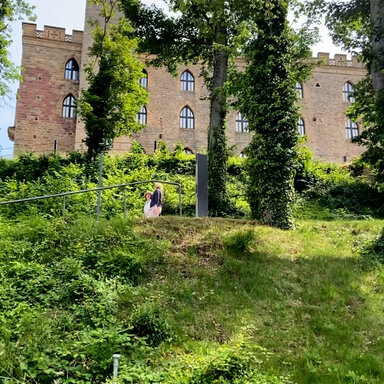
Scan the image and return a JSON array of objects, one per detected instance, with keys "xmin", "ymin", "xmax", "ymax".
[{"xmin": 22, "ymin": 23, "xmax": 83, "ymax": 44}]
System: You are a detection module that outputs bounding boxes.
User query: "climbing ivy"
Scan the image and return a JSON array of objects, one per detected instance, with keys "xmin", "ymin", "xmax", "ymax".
[{"xmin": 233, "ymin": 0, "xmax": 309, "ymax": 229}]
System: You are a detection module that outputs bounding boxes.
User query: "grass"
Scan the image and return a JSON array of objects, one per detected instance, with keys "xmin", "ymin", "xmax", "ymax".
[
  {"xmin": 1, "ymin": 215, "xmax": 384, "ymax": 383},
  {"xmin": 131, "ymin": 217, "xmax": 384, "ymax": 383}
]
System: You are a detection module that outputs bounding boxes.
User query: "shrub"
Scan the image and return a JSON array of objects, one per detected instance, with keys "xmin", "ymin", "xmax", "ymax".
[
  {"xmin": 131, "ymin": 304, "xmax": 172, "ymax": 346},
  {"xmin": 159, "ymin": 341, "xmax": 290, "ymax": 384},
  {"xmin": 360, "ymin": 228, "xmax": 384, "ymax": 265},
  {"xmin": 224, "ymin": 230, "xmax": 255, "ymax": 253}
]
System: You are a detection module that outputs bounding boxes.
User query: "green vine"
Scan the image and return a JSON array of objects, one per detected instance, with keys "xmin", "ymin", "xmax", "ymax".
[{"xmin": 233, "ymin": 0, "xmax": 304, "ymax": 229}]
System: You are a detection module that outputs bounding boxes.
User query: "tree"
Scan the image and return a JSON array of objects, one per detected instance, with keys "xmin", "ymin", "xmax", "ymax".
[
  {"xmin": 122, "ymin": 0, "xmax": 257, "ymax": 216},
  {"xmin": 302, "ymin": 0, "xmax": 384, "ymax": 185},
  {"xmin": 77, "ymin": 0, "xmax": 148, "ymax": 158},
  {"xmin": 0, "ymin": 0, "xmax": 34, "ymax": 97},
  {"xmin": 232, "ymin": 0, "xmax": 311, "ymax": 229}
]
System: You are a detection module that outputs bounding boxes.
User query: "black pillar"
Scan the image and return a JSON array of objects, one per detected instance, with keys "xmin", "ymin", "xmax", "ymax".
[{"xmin": 196, "ymin": 154, "xmax": 208, "ymax": 217}]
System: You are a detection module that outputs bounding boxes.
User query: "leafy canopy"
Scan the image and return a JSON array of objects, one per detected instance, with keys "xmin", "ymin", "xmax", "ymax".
[
  {"xmin": 0, "ymin": 0, "xmax": 35, "ymax": 97},
  {"xmin": 78, "ymin": 0, "xmax": 148, "ymax": 158}
]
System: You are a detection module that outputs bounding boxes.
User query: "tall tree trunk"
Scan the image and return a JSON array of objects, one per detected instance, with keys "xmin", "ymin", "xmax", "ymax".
[
  {"xmin": 370, "ymin": 0, "xmax": 384, "ymax": 93},
  {"xmin": 208, "ymin": 25, "xmax": 230, "ymax": 216},
  {"xmin": 370, "ymin": 0, "xmax": 384, "ymax": 148}
]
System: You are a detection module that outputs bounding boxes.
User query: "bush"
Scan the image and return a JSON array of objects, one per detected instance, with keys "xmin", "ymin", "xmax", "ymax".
[
  {"xmin": 360, "ymin": 228, "xmax": 384, "ymax": 264},
  {"xmin": 131, "ymin": 303, "xmax": 172, "ymax": 346},
  {"xmin": 223, "ymin": 230, "xmax": 255, "ymax": 253}
]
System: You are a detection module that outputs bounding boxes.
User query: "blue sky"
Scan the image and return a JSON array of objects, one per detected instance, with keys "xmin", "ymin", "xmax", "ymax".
[{"xmin": 0, "ymin": 0, "xmax": 344, "ymax": 158}]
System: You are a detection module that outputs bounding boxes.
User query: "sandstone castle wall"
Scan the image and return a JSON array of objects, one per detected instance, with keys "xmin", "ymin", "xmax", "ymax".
[{"xmin": 10, "ymin": 3, "xmax": 367, "ymax": 163}]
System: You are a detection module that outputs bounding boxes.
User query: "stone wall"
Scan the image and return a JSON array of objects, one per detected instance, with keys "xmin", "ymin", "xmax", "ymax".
[
  {"xmin": 11, "ymin": 14, "xmax": 367, "ymax": 164},
  {"xmin": 12, "ymin": 23, "xmax": 83, "ymax": 155}
]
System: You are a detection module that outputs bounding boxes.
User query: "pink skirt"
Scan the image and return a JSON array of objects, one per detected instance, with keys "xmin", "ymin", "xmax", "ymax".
[{"xmin": 147, "ymin": 205, "xmax": 162, "ymax": 217}]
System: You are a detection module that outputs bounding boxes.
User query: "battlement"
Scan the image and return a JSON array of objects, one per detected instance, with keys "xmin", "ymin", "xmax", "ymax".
[
  {"xmin": 312, "ymin": 52, "xmax": 364, "ymax": 69},
  {"xmin": 22, "ymin": 23, "xmax": 83, "ymax": 44}
]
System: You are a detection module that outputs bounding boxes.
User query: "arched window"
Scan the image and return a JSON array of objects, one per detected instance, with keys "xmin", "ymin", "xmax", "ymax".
[
  {"xmin": 65, "ymin": 59, "xmax": 79, "ymax": 81},
  {"xmin": 184, "ymin": 147, "xmax": 193, "ymax": 154},
  {"xmin": 236, "ymin": 112, "xmax": 249, "ymax": 133},
  {"xmin": 295, "ymin": 83, "xmax": 303, "ymax": 98},
  {"xmin": 343, "ymin": 82, "xmax": 355, "ymax": 102},
  {"xmin": 298, "ymin": 118, "xmax": 305, "ymax": 135},
  {"xmin": 139, "ymin": 69, "xmax": 148, "ymax": 88},
  {"xmin": 345, "ymin": 119, "xmax": 359, "ymax": 139},
  {"xmin": 62, "ymin": 95, "xmax": 76, "ymax": 118},
  {"xmin": 239, "ymin": 151, "xmax": 247, "ymax": 158},
  {"xmin": 180, "ymin": 106, "xmax": 195, "ymax": 129},
  {"xmin": 137, "ymin": 106, "xmax": 147, "ymax": 125},
  {"xmin": 181, "ymin": 70, "xmax": 195, "ymax": 91}
]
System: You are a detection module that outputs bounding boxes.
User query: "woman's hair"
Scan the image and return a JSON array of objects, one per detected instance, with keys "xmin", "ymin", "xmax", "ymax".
[
  {"xmin": 154, "ymin": 182, "xmax": 163, "ymax": 190},
  {"xmin": 144, "ymin": 191, "xmax": 152, "ymax": 197}
]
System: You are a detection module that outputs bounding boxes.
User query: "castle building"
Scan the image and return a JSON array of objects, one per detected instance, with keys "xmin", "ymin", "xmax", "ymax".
[{"xmin": 9, "ymin": 2, "xmax": 367, "ymax": 163}]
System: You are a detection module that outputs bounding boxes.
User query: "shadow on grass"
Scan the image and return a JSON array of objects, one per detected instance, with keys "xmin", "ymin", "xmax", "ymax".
[{"xmin": 136, "ymin": 217, "xmax": 384, "ymax": 384}]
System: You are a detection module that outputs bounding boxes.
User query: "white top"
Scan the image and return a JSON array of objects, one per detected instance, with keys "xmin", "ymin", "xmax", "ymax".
[{"xmin": 144, "ymin": 200, "xmax": 151, "ymax": 217}]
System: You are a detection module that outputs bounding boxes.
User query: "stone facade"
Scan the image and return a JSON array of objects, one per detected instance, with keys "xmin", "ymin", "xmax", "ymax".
[
  {"xmin": 12, "ymin": 23, "xmax": 83, "ymax": 155},
  {"xmin": 10, "ymin": 4, "xmax": 367, "ymax": 163}
]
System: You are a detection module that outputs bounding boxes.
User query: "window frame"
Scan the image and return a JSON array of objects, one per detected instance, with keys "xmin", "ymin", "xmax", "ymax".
[
  {"xmin": 345, "ymin": 119, "xmax": 359, "ymax": 139},
  {"xmin": 139, "ymin": 69, "xmax": 148, "ymax": 88},
  {"xmin": 64, "ymin": 58, "xmax": 79, "ymax": 81},
  {"xmin": 62, "ymin": 95, "xmax": 77, "ymax": 118},
  {"xmin": 180, "ymin": 106, "xmax": 195, "ymax": 129},
  {"xmin": 181, "ymin": 70, "xmax": 195, "ymax": 92},
  {"xmin": 137, "ymin": 106, "xmax": 147, "ymax": 125},
  {"xmin": 236, "ymin": 112, "xmax": 249, "ymax": 133},
  {"xmin": 295, "ymin": 82, "xmax": 303, "ymax": 98},
  {"xmin": 343, "ymin": 82, "xmax": 355, "ymax": 103},
  {"xmin": 298, "ymin": 118, "xmax": 305, "ymax": 136}
]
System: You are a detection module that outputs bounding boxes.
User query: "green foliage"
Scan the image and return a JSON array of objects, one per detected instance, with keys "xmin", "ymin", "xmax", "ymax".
[
  {"xmin": 0, "ymin": 216, "xmax": 163, "ymax": 383},
  {"xmin": 123, "ymin": 0, "xmax": 295, "ymax": 217},
  {"xmin": 294, "ymin": 146, "xmax": 384, "ymax": 219},
  {"xmin": 0, "ymin": 149, "xmax": 199, "ymax": 219},
  {"xmin": 0, "ymin": 0, "xmax": 35, "ymax": 96},
  {"xmin": 347, "ymin": 78, "xmax": 384, "ymax": 188},
  {"xmin": 2, "ymin": 212, "xmax": 384, "ymax": 382},
  {"xmin": 131, "ymin": 303, "xmax": 172, "ymax": 347},
  {"xmin": 360, "ymin": 227, "xmax": 384, "ymax": 265},
  {"xmin": 223, "ymin": 229, "xmax": 255, "ymax": 253},
  {"xmin": 233, "ymin": 0, "xmax": 306, "ymax": 229},
  {"xmin": 302, "ymin": 0, "xmax": 384, "ymax": 189},
  {"xmin": 159, "ymin": 342, "xmax": 290, "ymax": 384},
  {"xmin": 78, "ymin": 0, "xmax": 148, "ymax": 158}
]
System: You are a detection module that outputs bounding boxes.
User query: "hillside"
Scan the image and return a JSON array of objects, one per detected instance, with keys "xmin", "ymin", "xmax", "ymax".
[{"xmin": 1, "ymin": 215, "xmax": 384, "ymax": 383}]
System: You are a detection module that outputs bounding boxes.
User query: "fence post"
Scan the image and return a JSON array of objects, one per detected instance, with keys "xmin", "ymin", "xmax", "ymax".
[
  {"xmin": 96, "ymin": 150, "xmax": 104, "ymax": 220},
  {"xmin": 178, "ymin": 184, "xmax": 182, "ymax": 217},
  {"xmin": 62, "ymin": 195, "xmax": 66, "ymax": 219},
  {"xmin": 123, "ymin": 186, "xmax": 127, "ymax": 220},
  {"xmin": 113, "ymin": 354, "xmax": 120, "ymax": 382}
]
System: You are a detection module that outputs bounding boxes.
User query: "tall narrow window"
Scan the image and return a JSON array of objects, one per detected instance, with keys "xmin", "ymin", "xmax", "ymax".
[
  {"xmin": 62, "ymin": 95, "xmax": 76, "ymax": 118},
  {"xmin": 236, "ymin": 112, "xmax": 249, "ymax": 132},
  {"xmin": 295, "ymin": 82, "xmax": 303, "ymax": 98},
  {"xmin": 180, "ymin": 106, "xmax": 194, "ymax": 129},
  {"xmin": 139, "ymin": 69, "xmax": 148, "ymax": 87},
  {"xmin": 343, "ymin": 82, "xmax": 355, "ymax": 102},
  {"xmin": 181, "ymin": 70, "xmax": 195, "ymax": 91},
  {"xmin": 346, "ymin": 119, "xmax": 359, "ymax": 139},
  {"xmin": 65, "ymin": 59, "xmax": 79, "ymax": 81},
  {"xmin": 298, "ymin": 118, "xmax": 305, "ymax": 135},
  {"xmin": 137, "ymin": 106, "xmax": 147, "ymax": 125}
]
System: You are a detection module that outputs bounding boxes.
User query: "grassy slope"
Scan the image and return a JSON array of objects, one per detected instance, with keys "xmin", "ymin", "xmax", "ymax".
[
  {"xmin": 132, "ymin": 217, "xmax": 384, "ymax": 383},
  {"xmin": 1, "ymin": 216, "xmax": 384, "ymax": 383}
]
